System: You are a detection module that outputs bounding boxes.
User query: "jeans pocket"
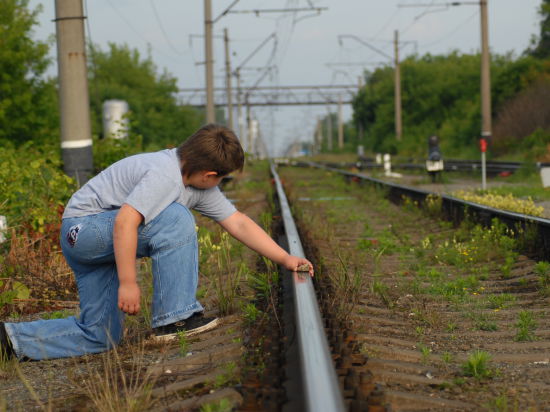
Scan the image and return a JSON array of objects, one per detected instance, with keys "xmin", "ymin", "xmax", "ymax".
[{"xmin": 62, "ymin": 215, "xmax": 115, "ymax": 264}]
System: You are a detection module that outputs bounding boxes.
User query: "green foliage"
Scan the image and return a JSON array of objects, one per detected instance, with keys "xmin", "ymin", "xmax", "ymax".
[
  {"xmin": 518, "ymin": 128, "xmax": 550, "ymax": 161},
  {"xmin": 515, "ymin": 310, "xmax": 537, "ymax": 341},
  {"xmin": 242, "ymin": 303, "xmax": 262, "ymax": 325},
  {"xmin": 352, "ymin": 50, "xmax": 549, "ymax": 158},
  {"xmin": 0, "ymin": 143, "xmax": 76, "ymax": 233},
  {"xmin": 0, "ymin": 0, "xmax": 58, "ymax": 147},
  {"xmin": 177, "ymin": 330, "xmax": 189, "ymax": 356},
  {"xmin": 88, "ymin": 43, "xmax": 203, "ymax": 150},
  {"xmin": 92, "ymin": 123, "xmax": 144, "ymax": 172},
  {"xmin": 486, "ymin": 293, "xmax": 516, "ymax": 310},
  {"xmin": 0, "ymin": 279, "xmax": 29, "ymax": 312},
  {"xmin": 40, "ymin": 309, "xmax": 74, "ymax": 320},
  {"xmin": 526, "ymin": 0, "xmax": 550, "ymax": 59},
  {"xmin": 462, "ymin": 350, "xmax": 493, "ymax": 379},
  {"xmin": 417, "ymin": 343, "xmax": 431, "ymax": 364},
  {"xmin": 535, "ymin": 261, "xmax": 550, "ymax": 295},
  {"xmin": 200, "ymin": 399, "xmax": 232, "ymax": 412}
]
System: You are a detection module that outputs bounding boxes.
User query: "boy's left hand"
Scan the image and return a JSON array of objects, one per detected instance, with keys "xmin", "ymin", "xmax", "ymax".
[{"xmin": 283, "ymin": 255, "xmax": 314, "ymax": 276}]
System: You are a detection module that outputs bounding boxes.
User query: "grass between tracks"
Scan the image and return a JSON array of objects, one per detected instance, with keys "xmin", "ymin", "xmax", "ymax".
[{"xmin": 279, "ymin": 165, "xmax": 550, "ymax": 409}]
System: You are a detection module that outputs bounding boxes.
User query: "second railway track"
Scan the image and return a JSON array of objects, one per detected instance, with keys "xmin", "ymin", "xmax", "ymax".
[{"xmin": 278, "ymin": 163, "xmax": 550, "ymax": 411}]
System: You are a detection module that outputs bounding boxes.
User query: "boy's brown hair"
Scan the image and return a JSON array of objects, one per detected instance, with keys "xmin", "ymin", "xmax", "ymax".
[{"xmin": 177, "ymin": 124, "xmax": 244, "ymax": 177}]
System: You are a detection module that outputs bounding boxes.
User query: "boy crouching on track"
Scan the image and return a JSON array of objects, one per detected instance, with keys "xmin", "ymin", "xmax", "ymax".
[{"xmin": 0, "ymin": 124, "xmax": 313, "ymax": 361}]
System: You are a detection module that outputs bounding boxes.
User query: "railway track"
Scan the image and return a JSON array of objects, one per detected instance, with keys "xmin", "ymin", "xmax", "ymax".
[
  {"xmin": 321, "ymin": 158, "xmax": 550, "ymax": 175},
  {"xmin": 278, "ymin": 163, "xmax": 550, "ymax": 411},
  {"xmin": 4, "ymin": 160, "xmax": 550, "ymax": 411}
]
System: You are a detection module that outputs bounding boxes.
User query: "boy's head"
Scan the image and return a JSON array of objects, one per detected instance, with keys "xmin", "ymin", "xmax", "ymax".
[{"xmin": 177, "ymin": 124, "xmax": 244, "ymax": 178}]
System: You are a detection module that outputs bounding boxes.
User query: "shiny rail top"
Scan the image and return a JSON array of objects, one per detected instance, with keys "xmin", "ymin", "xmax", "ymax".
[{"xmin": 270, "ymin": 164, "xmax": 345, "ymax": 412}]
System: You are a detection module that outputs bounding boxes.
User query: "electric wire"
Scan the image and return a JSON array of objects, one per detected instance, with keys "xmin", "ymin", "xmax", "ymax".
[
  {"xmin": 149, "ymin": 0, "xmax": 188, "ymax": 56},
  {"xmin": 104, "ymin": 0, "xmax": 180, "ymax": 62},
  {"xmin": 419, "ymin": 9, "xmax": 479, "ymax": 49}
]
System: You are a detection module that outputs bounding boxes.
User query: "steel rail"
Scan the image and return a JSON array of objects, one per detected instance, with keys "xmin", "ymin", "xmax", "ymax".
[
  {"xmin": 298, "ymin": 161, "xmax": 550, "ymax": 260},
  {"xmin": 270, "ymin": 163, "xmax": 345, "ymax": 412},
  {"xmin": 320, "ymin": 158, "xmax": 550, "ymax": 174}
]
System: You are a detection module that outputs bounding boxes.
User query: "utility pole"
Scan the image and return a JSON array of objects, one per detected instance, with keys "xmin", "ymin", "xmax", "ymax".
[
  {"xmin": 317, "ymin": 116, "xmax": 323, "ymax": 153},
  {"xmin": 394, "ymin": 30, "xmax": 403, "ymax": 141},
  {"xmin": 357, "ymin": 75, "xmax": 364, "ymax": 151},
  {"xmin": 327, "ymin": 107, "xmax": 333, "ymax": 151},
  {"xmin": 204, "ymin": 0, "xmax": 215, "ymax": 123},
  {"xmin": 55, "ymin": 0, "xmax": 93, "ymax": 185},
  {"xmin": 224, "ymin": 28, "xmax": 234, "ymax": 130},
  {"xmin": 235, "ymin": 70, "xmax": 244, "ymax": 141},
  {"xmin": 246, "ymin": 99, "xmax": 251, "ymax": 153},
  {"xmin": 480, "ymin": 0, "xmax": 491, "ymax": 190},
  {"xmin": 339, "ymin": 34, "xmax": 402, "ymax": 142},
  {"xmin": 338, "ymin": 95, "xmax": 344, "ymax": 149},
  {"xmin": 480, "ymin": 0, "xmax": 491, "ymax": 144}
]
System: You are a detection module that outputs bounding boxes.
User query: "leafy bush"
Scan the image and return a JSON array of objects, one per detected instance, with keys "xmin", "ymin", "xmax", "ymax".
[
  {"xmin": 352, "ymin": 50, "xmax": 550, "ymax": 158},
  {"xmin": 0, "ymin": 142, "xmax": 75, "ymax": 234},
  {"xmin": 92, "ymin": 125, "xmax": 144, "ymax": 172},
  {"xmin": 452, "ymin": 190, "xmax": 544, "ymax": 217}
]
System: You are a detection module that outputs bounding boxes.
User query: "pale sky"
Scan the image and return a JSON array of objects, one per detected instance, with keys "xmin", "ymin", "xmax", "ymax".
[{"xmin": 30, "ymin": 0, "xmax": 542, "ymax": 156}]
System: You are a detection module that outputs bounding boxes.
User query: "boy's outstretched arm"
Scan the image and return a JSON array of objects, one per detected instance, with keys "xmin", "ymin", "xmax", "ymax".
[
  {"xmin": 218, "ymin": 211, "xmax": 314, "ymax": 275},
  {"xmin": 114, "ymin": 204, "xmax": 144, "ymax": 315}
]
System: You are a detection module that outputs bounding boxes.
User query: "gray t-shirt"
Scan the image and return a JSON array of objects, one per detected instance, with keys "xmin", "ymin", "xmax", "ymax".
[{"xmin": 63, "ymin": 149, "xmax": 236, "ymax": 224}]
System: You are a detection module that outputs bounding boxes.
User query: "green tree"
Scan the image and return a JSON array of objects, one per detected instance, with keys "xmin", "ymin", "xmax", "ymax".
[
  {"xmin": 352, "ymin": 50, "xmax": 549, "ymax": 158},
  {"xmin": 88, "ymin": 43, "xmax": 203, "ymax": 150},
  {"xmin": 0, "ymin": 0, "xmax": 58, "ymax": 146},
  {"xmin": 527, "ymin": 0, "xmax": 550, "ymax": 59}
]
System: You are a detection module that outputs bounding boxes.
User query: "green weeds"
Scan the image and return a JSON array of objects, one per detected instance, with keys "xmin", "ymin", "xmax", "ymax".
[
  {"xmin": 242, "ymin": 303, "xmax": 262, "ymax": 325},
  {"xmin": 200, "ymin": 399, "xmax": 232, "ymax": 412},
  {"xmin": 417, "ymin": 343, "xmax": 431, "ymax": 364},
  {"xmin": 441, "ymin": 352, "xmax": 454, "ymax": 364},
  {"xmin": 470, "ymin": 311, "xmax": 498, "ymax": 331},
  {"xmin": 371, "ymin": 280, "xmax": 392, "ymax": 308},
  {"xmin": 177, "ymin": 330, "xmax": 189, "ymax": 357},
  {"xmin": 486, "ymin": 293, "xmax": 516, "ymax": 310},
  {"xmin": 534, "ymin": 261, "xmax": 550, "ymax": 295},
  {"xmin": 462, "ymin": 350, "xmax": 493, "ymax": 379},
  {"xmin": 213, "ymin": 362, "xmax": 238, "ymax": 389},
  {"xmin": 515, "ymin": 310, "xmax": 537, "ymax": 342}
]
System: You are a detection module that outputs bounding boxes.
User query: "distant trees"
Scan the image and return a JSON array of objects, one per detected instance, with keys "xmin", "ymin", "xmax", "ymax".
[
  {"xmin": 0, "ymin": 0, "xmax": 58, "ymax": 147},
  {"xmin": 351, "ymin": 52, "xmax": 550, "ymax": 159},
  {"xmin": 348, "ymin": 0, "xmax": 550, "ymax": 160},
  {"xmin": 88, "ymin": 43, "xmax": 203, "ymax": 150},
  {"xmin": 527, "ymin": 0, "xmax": 550, "ymax": 59}
]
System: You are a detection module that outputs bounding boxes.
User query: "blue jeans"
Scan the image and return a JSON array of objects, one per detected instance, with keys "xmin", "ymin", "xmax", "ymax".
[{"xmin": 5, "ymin": 203, "xmax": 203, "ymax": 360}]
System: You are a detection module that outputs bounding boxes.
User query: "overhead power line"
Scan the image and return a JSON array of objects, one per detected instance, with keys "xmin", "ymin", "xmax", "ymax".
[
  {"xmin": 149, "ymin": 0, "xmax": 187, "ymax": 55},
  {"xmin": 226, "ymin": 7, "xmax": 328, "ymax": 16}
]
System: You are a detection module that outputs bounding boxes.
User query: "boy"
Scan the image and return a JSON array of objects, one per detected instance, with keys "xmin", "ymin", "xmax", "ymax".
[{"xmin": 0, "ymin": 124, "xmax": 312, "ymax": 360}]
